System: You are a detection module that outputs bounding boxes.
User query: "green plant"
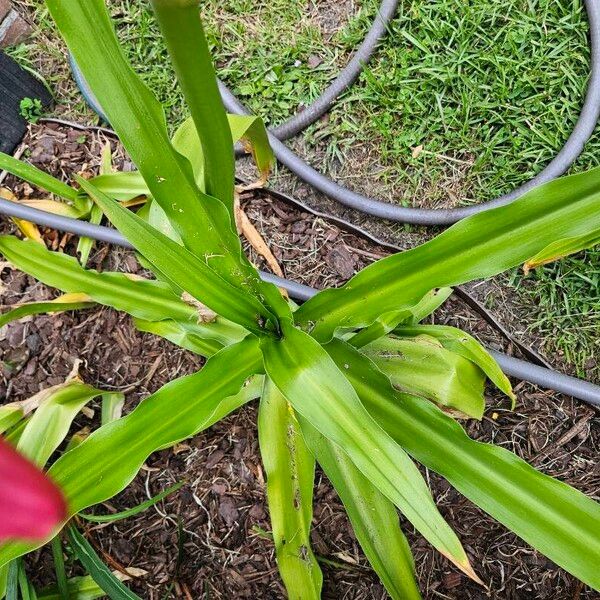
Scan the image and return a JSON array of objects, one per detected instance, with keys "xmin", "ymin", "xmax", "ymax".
[
  {"xmin": 18, "ymin": 98, "xmax": 44, "ymax": 124},
  {"xmin": 0, "ymin": 0, "xmax": 599, "ymax": 598}
]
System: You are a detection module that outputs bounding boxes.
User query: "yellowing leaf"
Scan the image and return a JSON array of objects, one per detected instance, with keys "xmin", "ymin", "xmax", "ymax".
[{"xmin": 523, "ymin": 230, "xmax": 600, "ymax": 274}]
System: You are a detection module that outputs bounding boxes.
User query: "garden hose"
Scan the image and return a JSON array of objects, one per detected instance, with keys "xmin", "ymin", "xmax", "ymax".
[
  {"xmin": 1, "ymin": 0, "xmax": 600, "ymax": 405},
  {"xmin": 218, "ymin": 0, "xmax": 600, "ymax": 224},
  {"xmin": 0, "ymin": 196, "xmax": 599, "ymax": 407}
]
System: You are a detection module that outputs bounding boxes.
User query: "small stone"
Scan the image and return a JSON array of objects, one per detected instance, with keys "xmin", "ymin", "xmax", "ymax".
[
  {"xmin": 25, "ymin": 332, "xmax": 41, "ymax": 354},
  {"xmin": 6, "ymin": 322, "xmax": 25, "ymax": 347},
  {"xmin": 205, "ymin": 448, "xmax": 225, "ymax": 469},
  {"xmin": 327, "ymin": 245, "xmax": 355, "ymax": 280},
  {"xmin": 307, "ymin": 54, "xmax": 322, "ymax": 69},
  {"xmin": 0, "ymin": 0, "xmax": 11, "ymax": 21},
  {"xmin": 218, "ymin": 496, "xmax": 239, "ymax": 527},
  {"xmin": 0, "ymin": 11, "xmax": 31, "ymax": 48},
  {"xmin": 443, "ymin": 572, "xmax": 462, "ymax": 589}
]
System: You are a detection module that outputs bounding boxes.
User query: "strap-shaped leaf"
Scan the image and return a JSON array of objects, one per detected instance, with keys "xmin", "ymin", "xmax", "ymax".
[
  {"xmin": 67, "ymin": 526, "xmax": 141, "ymax": 600},
  {"xmin": 0, "ymin": 236, "xmax": 249, "ymax": 355},
  {"xmin": 0, "ymin": 336, "xmax": 262, "ymax": 566},
  {"xmin": 363, "ymin": 335, "xmax": 486, "ymax": 419},
  {"xmin": 88, "ymin": 172, "xmax": 148, "ymax": 202},
  {"xmin": 80, "ymin": 482, "xmax": 184, "ymax": 523},
  {"xmin": 78, "ymin": 177, "xmax": 278, "ymax": 335},
  {"xmin": 77, "ymin": 144, "xmax": 113, "ymax": 266},
  {"xmin": 260, "ymin": 321, "xmax": 479, "ymax": 581},
  {"xmin": 17, "ymin": 561, "xmax": 36, "ymax": 600},
  {"xmin": 258, "ymin": 379, "xmax": 322, "ymax": 599},
  {"xmin": 6, "ymin": 561, "xmax": 17, "ymax": 600},
  {"xmin": 392, "ymin": 325, "xmax": 514, "ymax": 403},
  {"xmin": 301, "ymin": 421, "xmax": 421, "ymax": 600},
  {"xmin": 296, "ymin": 167, "xmax": 600, "ymax": 339},
  {"xmin": 350, "ymin": 288, "xmax": 453, "ymax": 349},
  {"xmin": 16, "ymin": 381, "xmax": 104, "ymax": 467},
  {"xmin": 324, "ymin": 339, "xmax": 600, "ymax": 591},
  {"xmin": 38, "ymin": 574, "xmax": 120, "ymax": 600},
  {"xmin": 0, "ymin": 407, "xmax": 22, "ymax": 435},
  {"xmin": 0, "ymin": 293, "xmax": 94, "ymax": 329},
  {"xmin": 77, "ymin": 203, "xmax": 103, "ymax": 267},
  {"xmin": 0, "ymin": 236, "xmax": 195, "ymax": 323},
  {"xmin": 47, "ymin": 0, "xmax": 291, "ymax": 322},
  {"xmin": 150, "ymin": 0, "xmax": 235, "ymax": 212},
  {"xmin": 523, "ymin": 229, "xmax": 600, "ymax": 273},
  {"xmin": 0, "ymin": 152, "xmax": 78, "ymax": 203},
  {"xmin": 50, "ymin": 535, "xmax": 68, "ymax": 600},
  {"xmin": 133, "ymin": 318, "xmax": 245, "ymax": 358}
]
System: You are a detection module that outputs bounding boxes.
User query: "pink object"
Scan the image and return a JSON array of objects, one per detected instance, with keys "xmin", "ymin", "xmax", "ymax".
[{"xmin": 0, "ymin": 438, "xmax": 66, "ymax": 541}]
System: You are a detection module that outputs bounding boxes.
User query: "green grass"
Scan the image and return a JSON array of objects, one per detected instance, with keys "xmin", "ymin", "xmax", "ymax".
[
  {"xmin": 510, "ymin": 251, "xmax": 600, "ymax": 378},
  {"xmin": 8, "ymin": 0, "xmax": 600, "ymax": 378}
]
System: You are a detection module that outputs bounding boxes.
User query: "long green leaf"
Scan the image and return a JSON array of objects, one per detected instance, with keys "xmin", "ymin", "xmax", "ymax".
[
  {"xmin": 0, "ymin": 336, "xmax": 262, "ymax": 566},
  {"xmin": 0, "ymin": 236, "xmax": 195, "ymax": 323},
  {"xmin": 133, "ymin": 318, "xmax": 222, "ymax": 356},
  {"xmin": 301, "ymin": 422, "xmax": 421, "ymax": 600},
  {"xmin": 38, "ymin": 575, "xmax": 115, "ymax": 600},
  {"xmin": 0, "ymin": 235, "xmax": 250, "ymax": 348},
  {"xmin": 50, "ymin": 536, "xmax": 68, "ymax": 600},
  {"xmin": 258, "ymin": 379, "xmax": 322, "ymax": 599},
  {"xmin": 392, "ymin": 325, "xmax": 514, "ymax": 403},
  {"xmin": 6, "ymin": 561, "xmax": 18, "ymax": 600},
  {"xmin": 16, "ymin": 381, "xmax": 103, "ymax": 467},
  {"xmin": 0, "ymin": 294, "xmax": 95, "ymax": 329},
  {"xmin": 296, "ymin": 167, "xmax": 600, "ymax": 339},
  {"xmin": 17, "ymin": 563, "xmax": 37, "ymax": 600},
  {"xmin": 133, "ymin": 317, "xmax": 246, "ymax": 357},
  {"xmin": 150, "ymin": 0, "xmax": 234, "ymax": 212},
  {"xmin": 78, "ymin": 177, "xmax": 279, "ymax": 335},
  {"xmin": 260, "ymin": 321, "xmax": 479, "ymax": 581},
  {"xmin": 325, "ymin": 339, "xmax": 600, "ymax": 590},
  {"xmin": 46, "ymin": 0, "xmax": 287, "ymax": 320},
  {"xmin": 77, "ymin": 144, "xmax": 113, "ymax": 266},
  {"xmin": 363, "ymin": 335, "xmax": 486, "ymax": 419},
  {"xmin": 76, "ymin": 203, "xmax": 103, "ymax": 267},
  {"xmin": 88, "ymin": 172, "xmax": 148, "ymax": 202},
  {"xmin": 523, "ymin": 229, "xmax": 600, "ymax": 272},
  {"xmin": 349, "ymin": 288, "xmax": 453, "ymax": 349},
  {"xmin": 67, "ymin": 526, "xmax": 141, "ymax": 600},
  {"xmin": 79, "ymin": 482, "xmax": 184, "ymax": 523},
  {"xmin": 0, "ymin": 153, "xmax": 78, "ymax": 202}
]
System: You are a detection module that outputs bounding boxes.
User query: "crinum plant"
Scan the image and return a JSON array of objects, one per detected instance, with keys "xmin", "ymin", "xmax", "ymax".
[{"xmin": 0, "ymin": 0, "xmax": 599, "ymax": 597}]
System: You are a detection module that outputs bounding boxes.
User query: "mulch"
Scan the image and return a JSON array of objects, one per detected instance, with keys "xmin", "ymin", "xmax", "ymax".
[{"xmin": 0, "ymin": 123, "xmax": 599, "ymax": 599}]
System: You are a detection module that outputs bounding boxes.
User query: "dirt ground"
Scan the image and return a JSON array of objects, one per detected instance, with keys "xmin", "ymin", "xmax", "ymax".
[{"xmin": 0, "ymin": 124, "xmax": 598, "ymax": 599}]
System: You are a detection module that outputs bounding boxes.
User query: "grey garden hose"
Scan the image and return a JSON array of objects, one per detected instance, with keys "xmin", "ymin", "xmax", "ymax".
[
  {"xmin": 218, "ymin": 0, "xmax": 600, "ymax": 224},
  {"xmin": 1, "ymin": 0, "xmax": 600, "ymax": 406},
  {"xmin": 0, "ymin": 196, "xmax": 599, "ymax": 407},
  {"xmin": 259, "ymin": 0, "xmax": 400, "ymax": 142}
]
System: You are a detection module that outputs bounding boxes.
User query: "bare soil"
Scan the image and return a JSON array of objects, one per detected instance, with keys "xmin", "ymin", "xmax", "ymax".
[{"xmin": 1, "ymin": 123, "xmax": 599, "ymax": 599}]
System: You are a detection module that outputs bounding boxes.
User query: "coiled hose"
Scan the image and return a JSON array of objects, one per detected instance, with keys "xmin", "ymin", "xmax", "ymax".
[
  {"xmin": 1, "ymin": 0, "xmax": 600, "ymax": 405},
  {"xmin": 218, "ymin": 0, "xmax": 600, "ymax": 224}
]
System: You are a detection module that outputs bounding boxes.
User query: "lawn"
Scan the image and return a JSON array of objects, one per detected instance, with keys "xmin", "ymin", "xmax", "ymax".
[{"xmin": 8, "ymin": 0, "xmax": 600, "ymax": 377}]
